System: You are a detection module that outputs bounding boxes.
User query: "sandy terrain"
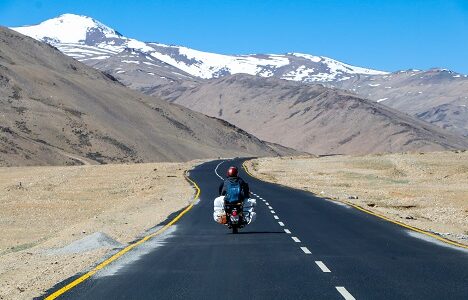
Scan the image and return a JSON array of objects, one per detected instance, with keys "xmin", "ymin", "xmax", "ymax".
[
  {"xmin": 0, "ymin": 161, "xmax": 199, "ymax": 299},
  {"xmin": 246, "ymin": 151, "xmax": 468, "ymax": 246}
]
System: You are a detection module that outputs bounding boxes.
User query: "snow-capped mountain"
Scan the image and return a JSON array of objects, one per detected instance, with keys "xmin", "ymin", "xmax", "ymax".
[
  {"xmin": 11, "ymin": 14, "xmax": 468, "ymax": 137},
  {"xmin": 11, "ymin": 14, "xmax": 387, "ymax": 83}
]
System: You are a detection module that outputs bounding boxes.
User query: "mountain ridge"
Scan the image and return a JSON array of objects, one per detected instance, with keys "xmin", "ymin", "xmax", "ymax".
[
  {"xmin": 0, "ymin": 26, "xmax": 295, "ymax": 166},
  {"xmin": 170, "ymin": 74, "xmax": 468, "ymax": 154},
  {"xmin": 11, "ymin": 14, "xmax": 387, "ymax": 82},
  {"xmin": 10, "ymin": 14, "xmax": 468, "ymax": 137}
]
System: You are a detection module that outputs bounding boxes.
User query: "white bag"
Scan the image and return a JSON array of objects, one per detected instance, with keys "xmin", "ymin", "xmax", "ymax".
[
  {"xmin": 214, "ymin": 196, "xmax": 224, "ymax": 209},
  {"xmin": 213, "ymin": 196, "xmax": 256, "ymax": 224},
  {"xmin": 213, "ymin": 196, "xmax": 226, "ymax": 223},
  {"xmin": 242, "ymin": 198, "xmax": 257, "ymax": 224}
]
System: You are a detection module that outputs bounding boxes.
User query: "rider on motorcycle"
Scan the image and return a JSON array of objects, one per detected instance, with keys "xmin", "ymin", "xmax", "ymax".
[
  {"xmin": 219, "ymin": 166, "xmax": 250, "ymax": 202},
  {"xmin": 214, "ymin": 166, "xmax": 255, "ymax": 232}
]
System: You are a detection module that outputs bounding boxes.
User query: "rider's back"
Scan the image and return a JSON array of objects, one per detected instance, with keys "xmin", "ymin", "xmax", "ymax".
[{"xmin": 221, "ymin": 177, "xmax": 248, "ymax": 203}]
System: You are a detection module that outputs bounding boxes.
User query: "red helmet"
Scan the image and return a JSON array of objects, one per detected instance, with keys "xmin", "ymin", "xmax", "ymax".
[{"xmin": 227, "ymin": 166, "xmax": 238, "ymax": 177}]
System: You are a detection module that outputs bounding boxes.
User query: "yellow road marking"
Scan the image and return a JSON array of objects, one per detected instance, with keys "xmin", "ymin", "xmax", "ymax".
[
  {"xmin": 242, "ymin": 161, "xmax": 256, "ymax": 178},
  {"xmin": 242, "ymin": 160, "xmax": 468, "ymax": 250},
  {"xmin": 45, "ymin": 171, "xmax": 201, "ymax": 299},
  {"xmin": 336, "ymin": 199, "xmax": 468, "ymax": 249}
]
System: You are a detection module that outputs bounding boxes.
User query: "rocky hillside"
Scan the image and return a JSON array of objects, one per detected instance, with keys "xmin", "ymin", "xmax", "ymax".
[
  {"xmin": 170, "ymin": 75, "xmax": 468, "ymax": 155},
  {"xmin": 11, "ymin": 14, "xmax": 468, "ymax": 138},
  {"xmin": 0, "ymin": 27, "xmax": 294, "ymax": 166},
  {"xmin": 332, "ymin": 69, "xmax": 468, "ymax": 137}
]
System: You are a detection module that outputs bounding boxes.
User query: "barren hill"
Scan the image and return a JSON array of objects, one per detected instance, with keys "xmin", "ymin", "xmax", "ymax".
[
  {"xmin": 332, "ymin": 69, "xmax": 468, "ymax": 137},
  {"xmin": 0, "ymin": 27, "xmax": 293, "ymax": 166},
  {"xmin": 171, "ymin": 75, "xmax": 468, "ymax": 155}
]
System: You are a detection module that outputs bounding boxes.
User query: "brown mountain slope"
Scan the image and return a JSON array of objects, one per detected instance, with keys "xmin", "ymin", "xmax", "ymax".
[
  {"xmin": 171, "ymin": 74, "xmax": 468, "ymax": 155},
  {"xmin": 332, "ymin": 69, "xmax": 468, "ymax": 137},
  {"xmin": 0, "ymin": 27, "xmax": 294, "ymax": 166}
]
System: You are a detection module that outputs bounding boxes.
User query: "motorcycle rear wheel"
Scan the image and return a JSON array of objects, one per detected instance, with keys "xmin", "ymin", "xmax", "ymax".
[{"xmin": 232, "ymin": 226, "xmax": 238, "ymax": 234}]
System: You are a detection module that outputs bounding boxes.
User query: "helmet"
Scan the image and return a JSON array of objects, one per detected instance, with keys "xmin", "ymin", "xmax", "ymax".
[{"xmin": 227, "ymin": 166, "xmax": 238, "ymax": 177}]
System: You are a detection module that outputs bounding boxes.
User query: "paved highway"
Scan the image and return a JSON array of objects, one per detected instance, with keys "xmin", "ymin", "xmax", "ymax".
[{"xmin": 48, "ymin": 159, "xmax": 467, "ymax": 299}]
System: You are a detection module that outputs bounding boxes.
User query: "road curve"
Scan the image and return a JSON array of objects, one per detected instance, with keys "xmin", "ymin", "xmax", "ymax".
[{"xmin": 45, "ymin": 159, "xmax": 468, "ymax": 299}]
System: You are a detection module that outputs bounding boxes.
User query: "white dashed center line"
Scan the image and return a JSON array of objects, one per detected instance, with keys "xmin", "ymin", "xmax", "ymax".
[
  {"xmin": 248, "ymin": 188, "xmax": 351, "ymax": 299},
  {"xmin": 336, "ymin": 287, "xmax": 355, "ymax": 300},
  {"xmin": 315, "ymin": 261, "xmax": 331, "ymax": 273},
  {"xmin": 291, "ymin": 237, "xmax": 301, "ymax": 243}
]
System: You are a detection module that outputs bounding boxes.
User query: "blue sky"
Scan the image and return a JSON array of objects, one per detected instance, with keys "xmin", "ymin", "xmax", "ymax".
[{"xmin": 2, "ymin": 0, "xmax": 468, "ymax": 73}]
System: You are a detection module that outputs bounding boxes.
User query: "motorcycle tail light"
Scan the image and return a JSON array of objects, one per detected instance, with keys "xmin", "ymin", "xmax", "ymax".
[{"xmin": 232, "ymin": 211, "xmax": 237, "ymax": 216}]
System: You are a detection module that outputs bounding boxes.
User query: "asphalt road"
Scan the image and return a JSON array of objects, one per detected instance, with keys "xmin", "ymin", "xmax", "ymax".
[{"xmin": 53, "ymin": 159, "xmax": 467, "ymax": 299}]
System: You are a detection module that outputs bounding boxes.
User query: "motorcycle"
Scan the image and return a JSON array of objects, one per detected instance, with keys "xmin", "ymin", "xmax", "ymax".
[
  {"xmin": 213, "ymin": 196, "xmax": 256, "ymax": 234},
  {"xmin": 224, "ymin": 201, "xmax": 245, "ymax": 234}
]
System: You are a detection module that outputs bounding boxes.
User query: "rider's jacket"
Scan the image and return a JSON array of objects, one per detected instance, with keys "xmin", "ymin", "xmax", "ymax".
[{"xmin": 218, "ymin": 176, "xmax": 250, "ymax": 199}]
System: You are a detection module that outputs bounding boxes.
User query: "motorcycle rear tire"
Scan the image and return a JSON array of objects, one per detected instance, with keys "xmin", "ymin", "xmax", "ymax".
[{"xmin": 232, "ymin": 226, "xmax": 238, "ymax": 234}]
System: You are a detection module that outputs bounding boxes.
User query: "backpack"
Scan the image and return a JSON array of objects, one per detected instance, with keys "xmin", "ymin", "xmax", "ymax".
[{"xmin": 224, "ymin": 180, "xmax": 244, "ymax": 203}]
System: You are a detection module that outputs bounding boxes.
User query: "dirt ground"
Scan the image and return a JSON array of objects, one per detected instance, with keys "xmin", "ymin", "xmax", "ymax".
[
  {"xmin": 0, "ymin": 161, "xmax": 199, "ymax": 299},
  {"xmin": 246, "ymin": 151, "xmax": 468, "ymax": 246}
]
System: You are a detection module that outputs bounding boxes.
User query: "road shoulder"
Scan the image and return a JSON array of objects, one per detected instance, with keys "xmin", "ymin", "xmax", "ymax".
[{"xmin": 244, "ymin": 152, "xmax": 468, "ymax": 248}]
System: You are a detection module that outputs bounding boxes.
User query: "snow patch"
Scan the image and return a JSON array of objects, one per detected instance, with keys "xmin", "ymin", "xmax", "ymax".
[
  {"xmin": 81, "ymin": 55, "xmax": 109, "ymax": 60},
  {"xmin": 127, "ymin": 39, "xmax": 154, "ymax": 52},
  {"xmin": 122, "ymin": 60, "xmax": 140, "ymax": 64},
  {"xmin": 282, "ymin": 65, "xmax": 315, "ymax": 81},
  {"xmin": 148, "ymin": 45, "xmax": 290, "ymax": 78},
  {"xmin": 12, "ymin": 13, "xmax": 120, "ymax": 44},
  {"xmin": 291, "ymin": 52, "xmax": 322, "ymax": 62}
]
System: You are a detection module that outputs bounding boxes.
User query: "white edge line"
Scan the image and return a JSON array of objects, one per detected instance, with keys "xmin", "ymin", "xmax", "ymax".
[
  {"xmin": 292, "ymin": 236, "xmax": 301, "ymax": 243},
  {"xmin": 214, "ymin": 161, "xmax": 225, "ymax": 180},
  {"xmin": 300, "ymin": 246, "xmax": 311, "ymax": 254},
  {"xmin": 315, "ymin": 261, "xmax": 331, "ymax": 272},
  {"xmin": 336, "ymin": 287, "xmax": 355, "ymax": 300}
]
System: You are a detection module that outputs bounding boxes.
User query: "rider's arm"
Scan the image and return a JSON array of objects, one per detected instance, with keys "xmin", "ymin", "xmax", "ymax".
[
  {"xmin": 219, "ymin": 181, "xmax": 225, "ymax": 196},
  {"xmin": 241, "ymin": 179, "xmax": 250, "ymax": 198}
]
